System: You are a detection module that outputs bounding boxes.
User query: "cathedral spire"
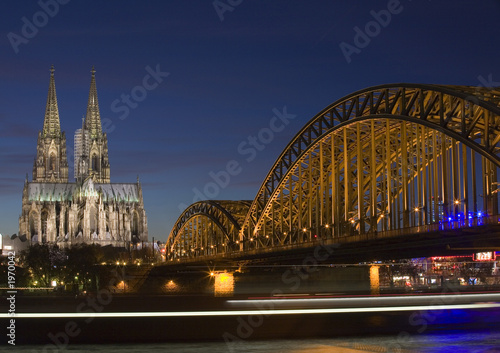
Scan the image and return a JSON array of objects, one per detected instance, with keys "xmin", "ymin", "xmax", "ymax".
[
  {"xmin": 42, "ymin": 65, "xmax": 61, "ymax": 137},
  {"xmin": 85, "ymin": 66, "xmax": 102, "ymax": 138},
  {"xmin": 33, "ymin": 65, "xmax": 68, "ymax": 183},
  {"xmin": 76, "ymin": 66, "xmax": 110, "ymax": 183}
]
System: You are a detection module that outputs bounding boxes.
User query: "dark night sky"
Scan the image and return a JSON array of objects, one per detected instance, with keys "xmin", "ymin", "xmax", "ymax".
[{"xmin": 1, "ymin": 0, "xmax": 500, "ymax": 241}]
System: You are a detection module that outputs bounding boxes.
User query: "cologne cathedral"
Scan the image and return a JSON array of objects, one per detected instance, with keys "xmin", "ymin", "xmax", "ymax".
[{"xmin": 18, "ymin": 66, "xmax": 148, "ymax": 247}]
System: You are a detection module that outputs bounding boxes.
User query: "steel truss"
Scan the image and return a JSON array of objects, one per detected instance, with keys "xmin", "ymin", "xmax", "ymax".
[
  {"xmin": 167, "ymin": 200, "xmax": 250, "ymax": 258},
  {"xmin": 167, "ymin": 84, "xmax": 500, "ymax": 260}
]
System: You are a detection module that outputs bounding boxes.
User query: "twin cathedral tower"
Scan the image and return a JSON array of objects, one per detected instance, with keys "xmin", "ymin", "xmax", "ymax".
[{"xmin": 19, "ymin": 66, "xmax": 148, "ymax": 246}]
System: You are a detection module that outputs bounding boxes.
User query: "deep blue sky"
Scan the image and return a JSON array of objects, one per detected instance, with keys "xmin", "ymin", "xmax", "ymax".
[{"xmin": 1, "ymin": 0, "xmax": 500, "ymax": 241}]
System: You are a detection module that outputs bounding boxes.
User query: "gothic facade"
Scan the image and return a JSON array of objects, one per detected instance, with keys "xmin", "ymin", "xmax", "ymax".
[{"xmin": 19, "ymin": 67, "xmax": 148, "ymax": 247}]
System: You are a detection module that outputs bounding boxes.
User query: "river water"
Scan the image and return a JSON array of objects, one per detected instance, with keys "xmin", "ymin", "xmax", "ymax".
[{"xmin": 11, "ymin": 332, "xmax": 500, "ymax": 352}]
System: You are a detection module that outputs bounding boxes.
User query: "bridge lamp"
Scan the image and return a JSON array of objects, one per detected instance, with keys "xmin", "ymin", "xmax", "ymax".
[
  {"xmin": 283, "ymin": 232, "xmax": 287, "ymax": 236},
  {"xmin": 350, "ymin": 219, "xmax": 355, "ymax": 224},
  {"xmin": 414, "ymin": 207, "xmax": 419, "ymax": 212},
  {"xmin": 324, "ymin": 224, "xmax": 329, "ymax": 228},
  {"xmin": 302, "ymin": 228, "xmax": 307, "ymax": 232},
  {"xmin": 235, "ymin": 240, "xmax": 239, "ymax": 244},
  {"xmin": 265, "ymin": 235, "xmax": 269, "ymax": 239},
  {"xmin": 454, "ymin": 200, "xmax": 461, "ymax": 205},
  {"xmin": 250, "ymin": 237, "xmax": 254, "ymax": 241},
  {"xmin": 210, "ymin": 245, "xmax": 214, "ymax": 249}
]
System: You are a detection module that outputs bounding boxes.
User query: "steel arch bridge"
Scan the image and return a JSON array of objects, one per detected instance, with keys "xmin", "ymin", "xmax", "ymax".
[
  {"xmin": 166, "ymin": 83, "xmax": 500, "ymax": 261},
  {"xmin": 167, "ymin": 200, "xmax": 251, "ymax": 257}
]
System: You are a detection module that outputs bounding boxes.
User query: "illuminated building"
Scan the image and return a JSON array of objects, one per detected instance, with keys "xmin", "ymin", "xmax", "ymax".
[{"xmin": 18, "ymin": 66, "xmax": 148, "ymax": 246}]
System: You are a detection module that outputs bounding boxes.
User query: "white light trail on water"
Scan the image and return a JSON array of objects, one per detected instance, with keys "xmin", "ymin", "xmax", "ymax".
[
  {"xmin": 226, "ymin": 292, "xmax": 500, "ymax": 307},
  {"xmin": 2, "ymin": 302, "xmax": 500, "ymax": 319}
]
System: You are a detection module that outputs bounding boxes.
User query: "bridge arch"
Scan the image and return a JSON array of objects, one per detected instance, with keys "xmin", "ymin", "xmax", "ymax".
[
  {"xmin": 167, "ymin": 84, "xmax": 500, "ymax": 259},
  {"xmin": 166, "ymin": 200, "xmax": 251, "ymax": 260},
  {"xmin": 239, "ymin": 84, "xmax": 500, "ymax": 249}
]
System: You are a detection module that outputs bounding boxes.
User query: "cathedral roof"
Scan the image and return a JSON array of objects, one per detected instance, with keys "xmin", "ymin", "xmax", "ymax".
[
  {"xmin": 93, "ymin": 183, "xmax": 140, "ymax": 202},
  {"xmin": 27, "ymin": 182, "xmax": 140, "ymax": 203},
  {"xmin": 42, "ymin": 65, "xmax": 61, "ymax": 138},
  {"xmin": 28, "ymin": 182, "xmax": 74, "ymax": 202}
]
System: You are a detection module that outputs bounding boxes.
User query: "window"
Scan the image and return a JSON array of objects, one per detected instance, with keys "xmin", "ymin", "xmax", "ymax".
[{"xmin": 49, "ymin": 153, "xmax": 56, "ymax": 171}]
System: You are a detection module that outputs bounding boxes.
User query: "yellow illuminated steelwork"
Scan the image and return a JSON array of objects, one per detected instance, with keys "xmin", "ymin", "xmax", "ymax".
[{"xmin": 166, "ymin": 84, "xmax": 500, "ymax": 262}]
